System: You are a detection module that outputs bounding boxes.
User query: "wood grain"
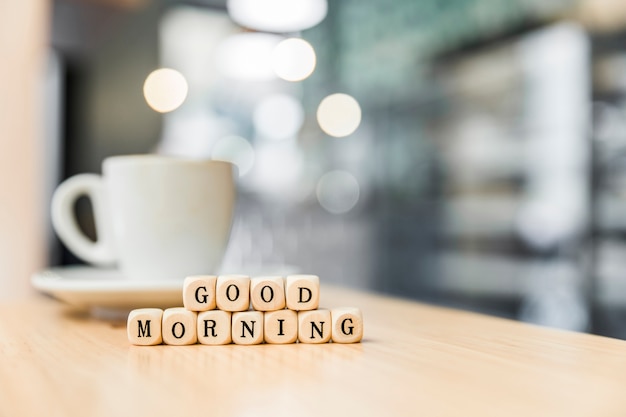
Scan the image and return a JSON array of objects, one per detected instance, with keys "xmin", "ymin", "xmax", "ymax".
[
  {"xmin": 264, "ymin": 309, "xmax": 298, "ymax": 344},
  {"xmin": 250, "ymin": 276, "xmax": 286, "ymax": 311},
  {"xmin": 197, "ymin": 310, "xmax": 232, "ymax": 345},
  {"xmin": 1, "ymin": 286, "xmax": 626, "ymax": 416},
  {"xmin": 298, "ymin": 308, "xmax": 332, "ymax": 343},
  {"xmin": 216, "ymin": 275, "xmax": 250, "ymax": 312},
  {"xmin": 183, "ymin": 275, "xmax": 217, "ymax": 311},
  {"xmin": 162, "ymin": 307, "xmax": 197, "ymax": 346},
  {"xmin": 286, "ymin": 274, "xmax": 319, "ymax": 311},
  {"xmin": 331, "ymin": 307, "xmax": 363, "ymax": 343}
]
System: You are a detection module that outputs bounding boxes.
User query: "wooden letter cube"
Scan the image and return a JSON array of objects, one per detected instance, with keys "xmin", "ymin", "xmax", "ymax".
[
  {"xmin": 183, "ymin": 275, "xmax": 217, "ymax": 311},
  {"xmin": 250, "ymin": 276, "xmax": 286, "ymax": 311},
  {"xmin": 331, "ymin": 307, "xmax": 363, "ymax": 343},
  {"xmin": 286, "ymin": 275, "xmax": 319, "ymax": 311},
  {"xmin": 298, "ymin": 309, "xmax": 331, "ymax": 344},
  {"xmin": 162, "ymin": 307, "xmax": 198, "ymax": 345},
  {"xmin": 197, "ymin": 310, "xmax": 232, "ymax": 345},
  {"xmin": 232, "ymin": 311, "xmax": 264, "ymax": 345},
  {"xmin": 264, "ymin": 309, "xmax": 297, "ymax": 344},
  {"xmin": 127, "ymin": 308, "xmax": 163, "ymax": 346},
  {"xmin": 216, "ymin": 275, "xmax": 250, "ymax": 312}
]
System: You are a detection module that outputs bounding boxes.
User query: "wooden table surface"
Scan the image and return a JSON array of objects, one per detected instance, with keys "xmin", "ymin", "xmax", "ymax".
[{"xmin": 2, "ymin": 286, "xmax": 626, "ymax": 417}]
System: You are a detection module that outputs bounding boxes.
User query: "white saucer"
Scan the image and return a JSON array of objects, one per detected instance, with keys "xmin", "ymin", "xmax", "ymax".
[
  {"xmin": 32, "ymin": 264, "xmax": 300, "ymax": 310},
  {"xmin": 32, "ymin": 266, "xmax": 183, "ymax": 310}
]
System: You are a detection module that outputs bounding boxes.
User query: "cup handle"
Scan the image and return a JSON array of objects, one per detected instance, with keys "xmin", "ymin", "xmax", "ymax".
[{"xmin": 51, "ymin": 174, "xmax": 116, "ymax": 266}]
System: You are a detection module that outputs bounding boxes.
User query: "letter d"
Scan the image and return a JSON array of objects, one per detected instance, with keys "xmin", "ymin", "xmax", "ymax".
[{"xmin": 298, "ymin": 287, "xmax": 312, "ymax": 303}]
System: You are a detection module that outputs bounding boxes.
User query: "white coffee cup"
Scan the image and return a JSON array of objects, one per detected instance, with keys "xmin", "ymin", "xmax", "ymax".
[{"xmin": 51, "ymin": 155, "xmax": 236, "ymax": 280}]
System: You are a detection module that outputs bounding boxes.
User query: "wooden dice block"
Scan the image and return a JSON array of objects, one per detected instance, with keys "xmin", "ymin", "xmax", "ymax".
[
  {"xmin": 264, "ymin": 309, "xmax": 297, "ymax": 344},
  {"xmin": 197, "ymin": 310, "xmax": 232, "ymax": 345},
  {"xmin": 127, "ymin": 308, "xmax": 163, "ymax": 346},
  {"xmin": 250, "ymin": 276, "xmax": 285, "ymax": 311},
  {"xmin": 232, "ymin": 311, "xmax": 264, "ymax": 345},
  {"xmin": 298, "ymin": 309, "xmax": 331, "ymax": 344},
  {"xmin": 162, "ymin": 308, "xmax": 198, "ymax": 345},
  {"xmin": 216, "ymin": 275, "xmax": 250, "ymax": 312},
  {"xmin": 285, "ymin": 275, "xmax": 319, "ymax": 311},
  {"xmin": 183, "ymin": 275, "xmax": 217, "ymax": 312},
  {"xmin": 331, "ymin": 307, "xmax": 363, "ymax": 343}
]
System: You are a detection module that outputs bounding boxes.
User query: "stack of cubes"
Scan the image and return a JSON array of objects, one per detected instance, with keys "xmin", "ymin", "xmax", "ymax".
[{"xmin": 127, "ymin": 275, "xmax": 363, "ymax": 346}]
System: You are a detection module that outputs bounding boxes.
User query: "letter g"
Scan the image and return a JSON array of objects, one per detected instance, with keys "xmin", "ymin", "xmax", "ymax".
[{"xmin": 341, "ymin": 318, "xmax": 354, "ymax": 335}]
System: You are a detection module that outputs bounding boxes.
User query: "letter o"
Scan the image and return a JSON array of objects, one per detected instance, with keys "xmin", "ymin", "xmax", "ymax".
[
  {"xmin": 260, "ymin": 285, "xmax": 274, "ymax": 303},
  {"xmin": 172, "ymin": 322, "xmax": 186, "ymax": 339},
  {"xmin": 226, "ymin": 284, "xmax": 240, "ymax": 302}
]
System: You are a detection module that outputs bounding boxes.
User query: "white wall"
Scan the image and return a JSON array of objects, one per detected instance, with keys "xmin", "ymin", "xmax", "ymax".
[{"xmin": 0, "ymin": 1, "xmax": 49, "ymax": 299}]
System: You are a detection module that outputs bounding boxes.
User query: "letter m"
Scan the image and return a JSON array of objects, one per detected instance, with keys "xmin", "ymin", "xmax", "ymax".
[{"xmin": 137, "ymin": 320, "xmax": 151, "ymax": 338}]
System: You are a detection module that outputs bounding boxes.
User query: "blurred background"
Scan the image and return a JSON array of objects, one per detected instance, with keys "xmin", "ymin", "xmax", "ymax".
[{"xmin": 7, "ymin": 0, "xmax": 626, "ymax": 338}]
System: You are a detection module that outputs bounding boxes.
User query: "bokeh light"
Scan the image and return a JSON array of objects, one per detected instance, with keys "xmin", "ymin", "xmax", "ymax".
[
  {"xmin": 272, "ymin": 38, "xmax": 317, "ymax": 82},
  {"xmin": 143, "ymin": 68, "xmax": 188, "ymax": 113},
  {"xmin": 316, "ymin": 170, "xmax": 360, "ymax": 214},
  {"xmin": 215, "ymin": 33, "xmax": 283, "ymax": 81},
  {"xmin": 211, "ymin": 135, "xmax": 255, "ymax": 177},
  {"xmin": 227, "ymin": 0, "xmax": 327, "ymax": 33},
  {"xmin": 253, "ymin": 94, "xmax": 304, "ymax": 141},
  {"xmin": 316, "ymin": 93, "xmax": 362, "ymax": 137}
]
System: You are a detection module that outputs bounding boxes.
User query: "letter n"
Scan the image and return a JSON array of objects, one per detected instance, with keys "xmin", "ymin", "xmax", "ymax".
[
  {"xmin": 310, "ymin": 321, "xmax": 324, "ymax": 339},
  {"xmin": 241, "ymin": 320, "xmax": 256, "ymax": 338}
]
